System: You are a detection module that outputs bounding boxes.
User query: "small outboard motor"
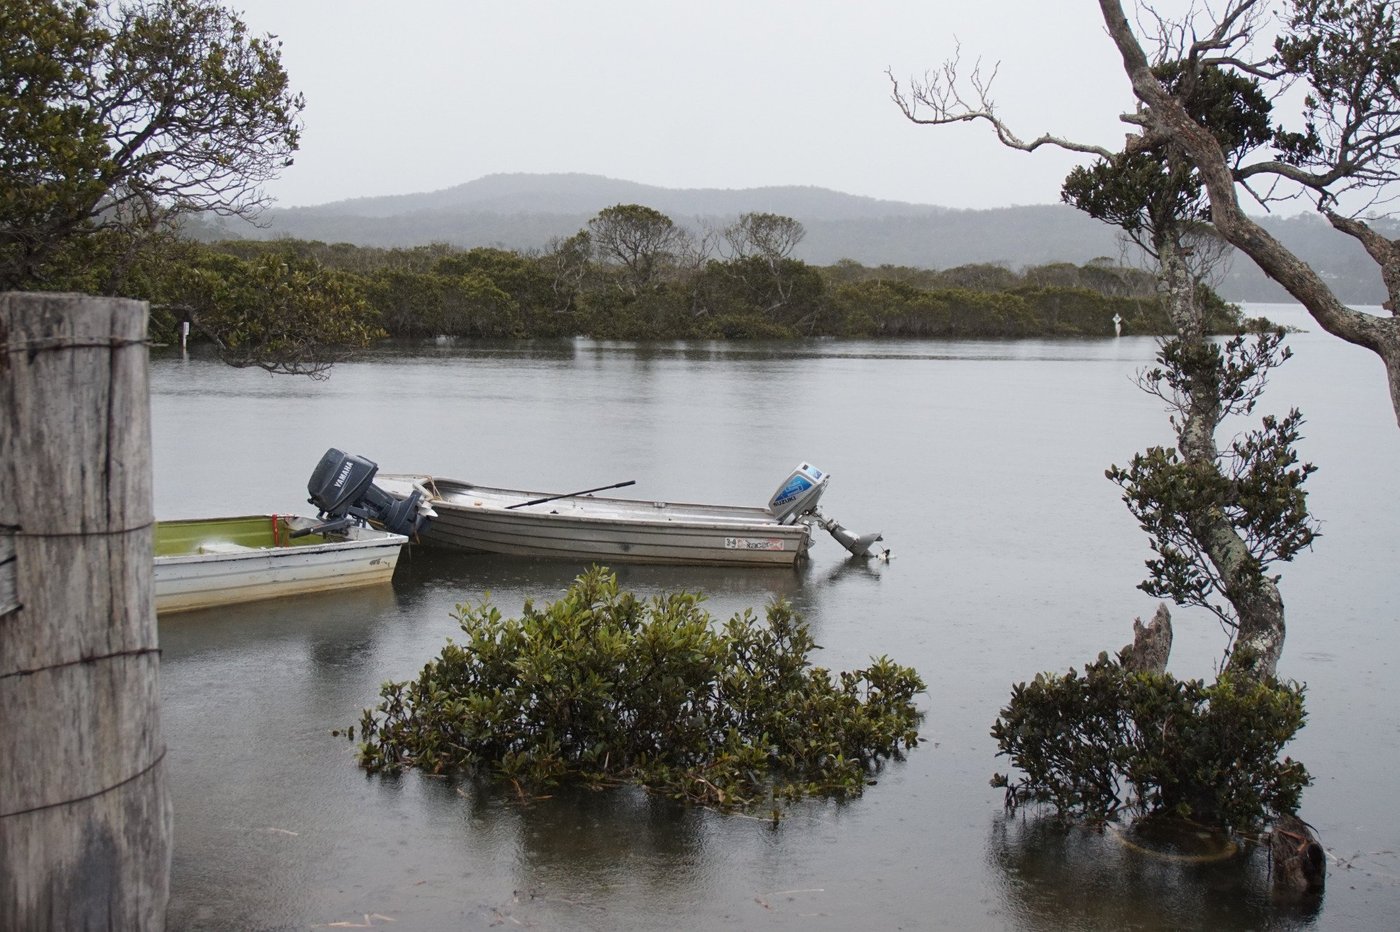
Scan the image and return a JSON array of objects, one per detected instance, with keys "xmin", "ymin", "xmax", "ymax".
[
  {"xmin": 304, "ymin": 448, "xmax": 431, "ymax": 538},
  {"xmin": 768, "ymin": 462, "xmax": 888, "ymax": 559},
  {"xmin": 769, "ymin": 462, "xmax": 830, "ymax": 524}
]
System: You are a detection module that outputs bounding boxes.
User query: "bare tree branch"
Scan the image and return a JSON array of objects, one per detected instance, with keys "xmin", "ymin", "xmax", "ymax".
[{"xmin": 887, "ymin": 47, "xmax": 1118, "ymax": 160}]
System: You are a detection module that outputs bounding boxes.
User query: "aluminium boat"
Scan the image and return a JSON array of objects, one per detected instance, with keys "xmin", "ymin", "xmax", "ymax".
[
  {"xmin": 301, "ymin": 449, "xmax": 886, "ymax": 569},
  {"xmin": 374, "ymin": 475, "xmax": 815, "ymax": 567},
  {"xmin": 153, "ymin": 514, "xmax": 408, "ymax": 614}
]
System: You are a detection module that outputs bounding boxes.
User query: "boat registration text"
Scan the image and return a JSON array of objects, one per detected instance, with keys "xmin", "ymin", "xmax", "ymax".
[{"xmin": 724, "ymin": 537, "xmax": 786, "ymax": 551}]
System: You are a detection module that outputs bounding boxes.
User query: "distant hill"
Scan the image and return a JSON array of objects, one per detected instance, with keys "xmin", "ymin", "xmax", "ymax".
[{"xmin": 220, "ymin": 172, "xmax": 1393, "ymax": 304}]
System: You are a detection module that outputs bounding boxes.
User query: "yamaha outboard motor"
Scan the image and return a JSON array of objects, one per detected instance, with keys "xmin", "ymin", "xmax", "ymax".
[
  {"xmin": 768, "ymin": 462, "xmax": 888, "ymax": 559},
  {"xmin": 305, "ymin": 448, "xmax": 431, "ymax": 537}
]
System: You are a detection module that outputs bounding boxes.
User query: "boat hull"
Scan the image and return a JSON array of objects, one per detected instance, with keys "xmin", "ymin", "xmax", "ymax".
[
  {"xmin": 154, "ymin": 515, "xmax": 406, "ymax": 614},
  {"xmin": 378, "ymin": 476, "xmax": 811, "ymax": 567}
]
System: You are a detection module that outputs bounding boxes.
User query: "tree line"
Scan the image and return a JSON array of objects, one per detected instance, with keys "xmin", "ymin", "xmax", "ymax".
[
  {"xmin": 0, "ymin": 0, "xmax": 1243, "ymax": 376},
  {"xmin": 111, "ymin": 207, "xmax": 1244, "ymax": 361}
]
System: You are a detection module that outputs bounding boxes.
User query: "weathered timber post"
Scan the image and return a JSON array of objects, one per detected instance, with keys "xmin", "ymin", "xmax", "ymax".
[{"xmin": 0, "ymin": 293, "xmax": 171, "ymax": 930}]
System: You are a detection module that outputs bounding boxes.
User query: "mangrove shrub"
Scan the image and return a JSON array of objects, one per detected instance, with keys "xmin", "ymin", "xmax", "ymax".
[
  {"xmin": 990, "ymin": 654, "xmax": 1309, "ymax": 830},
  {"xmin": 351, "ymin": 567, "xmax": 925, "ymax": 812}
]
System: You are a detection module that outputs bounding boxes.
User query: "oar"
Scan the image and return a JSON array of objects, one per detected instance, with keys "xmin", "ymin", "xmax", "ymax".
[{"xmin": 506, "ymin": 480, "xmax": 636, "ymax": 510}]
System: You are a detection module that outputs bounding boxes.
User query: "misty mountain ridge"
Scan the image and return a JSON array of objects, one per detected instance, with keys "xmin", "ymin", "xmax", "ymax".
[
  {"xmin": 225, "ymin": 172, "xmax": 1393, "ymax": 304},
  {"xmin": 279, "ymin": 172, "xmax": 957, "ymax": 221}
]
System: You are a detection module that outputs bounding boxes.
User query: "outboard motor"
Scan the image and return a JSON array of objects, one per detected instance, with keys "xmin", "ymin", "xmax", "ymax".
[
  {"xmin": 768, "ymin": 462, "xmax": 888, "ymax": 559},
  {"xmin": 813, "ymin": 513, "xmax": 886, "ymax": 559},
  {"xmin": 769, "ymin": 462, "xmax": 830, "ymax": 524},
  {"xmin": 304, "ymin": 448, "xmax": 431, "ymax": 537}
]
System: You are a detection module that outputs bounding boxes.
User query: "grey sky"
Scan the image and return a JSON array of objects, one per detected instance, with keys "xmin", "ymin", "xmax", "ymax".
[{"xmin": 230, "ymin": 1, "xmax": 1149, "ymax": 210}]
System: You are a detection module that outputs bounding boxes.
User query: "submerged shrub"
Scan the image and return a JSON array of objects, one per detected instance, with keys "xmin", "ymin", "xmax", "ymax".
[
  {"xmin": 351, "ymin": 567, "xmax": 924, "ymax": 812},
  {"xmin": 990, "ymin": 655, "xmax": 1308, "ymax": 830}
]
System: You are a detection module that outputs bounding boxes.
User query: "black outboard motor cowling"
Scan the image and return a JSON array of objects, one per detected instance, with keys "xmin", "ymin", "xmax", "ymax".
[
  {"xmin": 306, "ymin": 448, "xmax": 430, "ymax": 537},
  {"xmin": 307, "ymin": 449, "xmax": 379, "ymax": 515}
]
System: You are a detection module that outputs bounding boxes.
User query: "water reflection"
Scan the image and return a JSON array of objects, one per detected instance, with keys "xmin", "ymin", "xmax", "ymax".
[
  {"xmin": 510, "ymin": 787, "xmax": 712, "ymax": 898},
  {"xmin": 822, "ymin": 554, "xmax": 890, "ymax": 584},
  {"xmin": 381, "ymin": 336, "xmax": 584, "ymax": 362},
  {"xmin": 158, "ymin": 584, "xmax": 395, "ymax": 660},
  {"xmin": 188, "ymin": 335, "xmax": 1145, "ymax": 369},
  {"xmin": 988, "ymin": 813, "xmax": 1323, "ymax": 930},
  {"xmin": 392, "ymin": 546, "xmax": 812, "ymax": 612}
]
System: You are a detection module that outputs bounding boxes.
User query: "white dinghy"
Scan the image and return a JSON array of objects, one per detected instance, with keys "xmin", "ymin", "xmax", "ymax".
[{"xmin": 153, "ymin": 515, "xmax": 408, "ymax": 615}]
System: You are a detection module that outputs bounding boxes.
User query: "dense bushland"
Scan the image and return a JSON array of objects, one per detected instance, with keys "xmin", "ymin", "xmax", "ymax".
[{"xmin": 139, "ymin": 236, "xmax": 1245, "ymax": 345}]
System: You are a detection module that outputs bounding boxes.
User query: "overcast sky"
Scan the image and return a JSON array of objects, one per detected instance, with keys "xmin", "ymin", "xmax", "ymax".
[{"xmin": 228, "ymin": 1, "xmax": 1161, "ymax": 210}]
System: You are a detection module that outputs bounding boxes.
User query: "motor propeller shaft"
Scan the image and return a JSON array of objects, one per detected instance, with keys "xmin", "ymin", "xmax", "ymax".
[{"xmin": 814, "ymin": 511, "xmax": 888, "ymax": 559}]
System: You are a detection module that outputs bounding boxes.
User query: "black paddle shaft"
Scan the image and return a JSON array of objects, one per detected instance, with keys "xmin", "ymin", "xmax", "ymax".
[{"xmin": 505, "ymin": 480, "xmax": 637, "ymax": 510}]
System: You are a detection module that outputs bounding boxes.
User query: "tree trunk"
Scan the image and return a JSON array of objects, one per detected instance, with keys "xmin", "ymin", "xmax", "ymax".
[
  {"xmin": 1158, "ymin": 234, "xmax": 1288, "ymax": 680},
  {"xmin": 0, "ymin": 292, "xmax": 171, "ymax": 930},
  {"xmin": 1204, "ymin": 523, "xmax": 1287, "ymax": 680},
  {"xmin": 1156, "ymin": 236, "xmax": 1202, "ymax": 338},
  {"xmin": 1120, "ymin": 603, "xmax": 1174, "ymax": 673},
  {"xmin": 1177, "ymin": 334, "xmax": 1287, "ymax": 679},
  {"xmin": 1270, "ymin": 813, "xmax": 1327, "ymax": 894},
  {"xmin": 1098, "ymin": 0, "xmax": 1400, "ymax": 429}
]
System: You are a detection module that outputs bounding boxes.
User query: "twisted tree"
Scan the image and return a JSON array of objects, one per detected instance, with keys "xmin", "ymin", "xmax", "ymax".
[
  {"xmin": 894, "ymin": 22, "xmax": 1321, "ymax": 680},
  {"xmin": 892, "ymin": 1, "xmax": 1400, "ymax": 427},
  {"xmin": 1096, "ymin": 0, "xmax": 1400, "ymax": 426}
]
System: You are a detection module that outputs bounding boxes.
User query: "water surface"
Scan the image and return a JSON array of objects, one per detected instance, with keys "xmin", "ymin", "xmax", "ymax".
[{"xmin": 153, "ymin": 304, "xmax": 1399, "ymax": 929}]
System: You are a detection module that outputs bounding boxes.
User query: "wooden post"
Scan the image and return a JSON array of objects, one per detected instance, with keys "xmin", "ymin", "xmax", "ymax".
[{"xmin": 0, "ymin": 293, "xmax": 171, "ymax": 930}]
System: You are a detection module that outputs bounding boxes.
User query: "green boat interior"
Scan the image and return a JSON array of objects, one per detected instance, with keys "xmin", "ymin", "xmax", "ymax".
[{"xmin": 154, "ymin": 516, "xmax": 330, "ymax": 557}]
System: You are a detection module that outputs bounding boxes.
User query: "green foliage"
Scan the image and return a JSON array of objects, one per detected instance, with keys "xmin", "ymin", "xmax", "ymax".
[
  {"xmin": 0, "ymin": 0, "xmax": 303, "ymax": 289},
  {"xmin": 1106, "ymin": 332, "xmax": 1319, "ymax": 630},
  {"xmin": 990, "ymin": 655, "xmax": 1309, "ymax": 829},
  {"xmin": 115, "ymin": 234, "xmax": 1216, "ymax": 351},
  {"xmin": 1009, "ymin": 286, "xmax": 1154, "ymax": 335},
  {"xmin": 587, "ymin": 203, "xmax": 687, "ymax": 294},
  {"xmin": 578, "ymin": 285, "xmax": 697, "ymax": 339},
  {"xmin": 936, "ymin": 262, "xmax": 1023, "ymax": 292},
  {"xmin": 1063, "ymin": 151, "xmax": 1204, "ymax": 242},
  {"xmin": 1274, "ymin": 0, "xmax": 1400, "ymax": 175},
  {"xmin": 365, "ymin": 266, "xmax": 518, "ymax": 338},
  {"xmin": 1199, "ymin": 286, "xmax": 1247, "ymax": 332},
  {"xmin": 432, "ymin": 247, "xmax": 562, "ymax": 331},
  {"xmin": 821, "ymin": 259, "xmax": 1161, "ymax": 298},
  {"xmin": 351, "ymin": 567, "xmax": 925, "ymax": 813},
  {"xmin": 152, "ymin": 243, "xmax": 382, "ymax": 377},
  {"xmin": 1063, "ymin": 62, "xmax": 1276, "ymax": 249},
  {"xmin": 0, "ymin": 0, "xmax": 109, "ymax": 286},
  {"xmin": 1159, "ymin": 60, "xmax": 1276, "ymax": 157},
  {"xmin": 828, "ymin": 279, "xmax": 1174, "ymax": 338},
  {"xmin": 361, "ymin": 268, "xmax": 454, "ymax": 337},
  {"xmin": 704, "ymin": 313, "xmax": 798, "ymax": 339},
  {"xmin": 691, "ymin": 255, "xmax": 828, "ymax": 332}
]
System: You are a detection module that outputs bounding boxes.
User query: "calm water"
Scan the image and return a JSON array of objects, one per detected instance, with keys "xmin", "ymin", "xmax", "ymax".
[{"xmin": 152, "ymin": 305, "xmax": 1399, "ymax": 930}]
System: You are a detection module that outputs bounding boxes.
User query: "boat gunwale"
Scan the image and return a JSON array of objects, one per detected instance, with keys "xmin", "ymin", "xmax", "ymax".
[
  {"xmin": 379, "ymin": 474, "xmax": 798, "ymax": 533},
  {"xmin": 154, "ymin": 514, "xmax": 408, "ymax": 565}
]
